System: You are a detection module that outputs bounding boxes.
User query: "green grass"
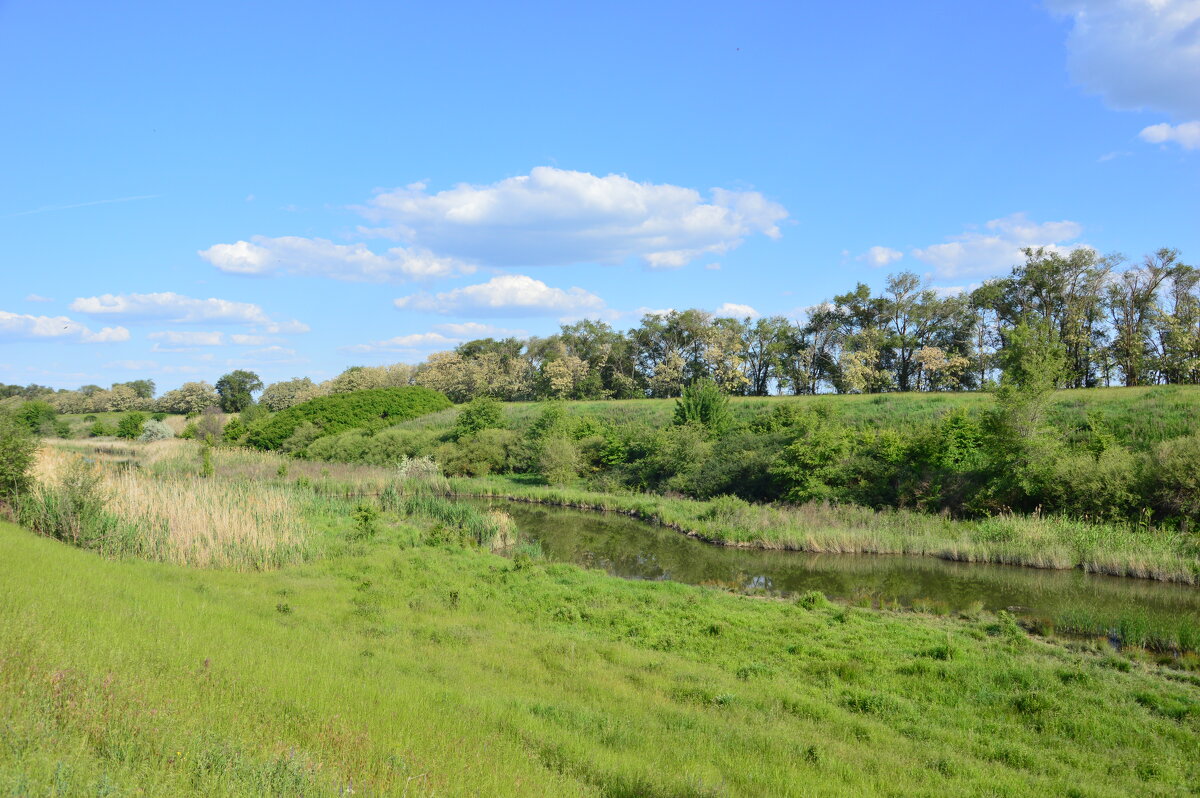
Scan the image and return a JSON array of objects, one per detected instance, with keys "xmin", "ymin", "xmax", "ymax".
[
  {"xmin": 3, "ymin": 515, "xmax": 1199, "ymax": 797},
  {"xmin": 395, "ymin": 385, "xmax": 1200, "ymax": 450},
  {"xmin": 442, "ymin": 475, "xmax": 1200, "ymax": 585}
]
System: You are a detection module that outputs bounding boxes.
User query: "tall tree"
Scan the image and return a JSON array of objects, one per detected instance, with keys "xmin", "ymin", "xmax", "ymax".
[{"xmin": 215, "ymin": 370, "xmax": 263, "ymax": 413}]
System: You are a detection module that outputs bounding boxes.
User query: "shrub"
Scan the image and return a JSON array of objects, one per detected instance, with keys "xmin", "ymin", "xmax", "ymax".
[
  {"xmin": 1151, "ymin": 434, "xmax": 1200, "ymax": 523},
  {"xmin": 115, "ymin": 412, "xmax": 146, "ymax": 440},
  {"xmin": 245, "ymin": 387, "xmax": 452, "ymax": 450},
  {"xmin": 453, "ymin": 396, "xmax": 505, "ymax": 438},
  {"xmin": 0, "ymin": 414, "xmax": 37, "ymax": 498},
  {"xmin": 222, "ymin": 416, "xmax": 247, "ymax": 444},
  {"xmin": 89, "ymin": 421, "xmax": 117, "ymax": 437},
  {"xmin": 197, "ymin": 406, "xmax": 224, "ymax": 442},
  {"xmin": 439, "ymin": 429, "xmax": 521, "ymax": 477},
  {"xmin": 539, "ymin": 437, "xmax": 580, "ymax": 485},
  {"xmin": 280, "ymin": 421, "xmax": 322, "ymax": 456},
  {"xmin": 15, "ymin": 400, "xmax": 56, "ymax": 434},
  {"xmin": 673, "ymin": 379, "xmax": 731, "ymax": 435},
  {"xmin": 138, "ymin": 419, "xmax": 175, "ymax": 442},
  {"xmin": 151, "ymin": 412, "xmax": 168, "ymax": 421}
]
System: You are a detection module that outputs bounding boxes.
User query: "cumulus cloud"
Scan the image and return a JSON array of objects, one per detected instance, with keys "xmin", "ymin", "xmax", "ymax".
[
  {"xmin": 859, "ymin": 246, "xmax": 904, "ymax": 267},
  {"xmin": 70, "ymin": 292, "xmax": 308, "ymax": 334},
  {"xmin": 0, "ymin": 310, "xmax": 130, "ymax": 344},
  {"xmin": 357, "ymin": 166, "xmax": 788, "ymax": 270},
  {"xmin": 198, "ymin": 236, "xmax": 475, "ymax": 282},
  {"xmin": 1139, "ymin": 120, "xmax": 1200, "ymax": 149},
  {"xmin": 148, "ymin": 331, "xmax": 225, "ymax": 346},
  {"xmin": 394, "ymin": 274, "xmax": 607, "ymax": 317},
  {"xmin": 713, "ymin": 302, "xmax": 760, "ymax": 319},
  {"xmin": 910, "ymin": 213, "xmax": 1084, "ymax": 279},
  {"xmin": 1048, "ymin": 0, "xmax": 1200, "ymax": 119}
]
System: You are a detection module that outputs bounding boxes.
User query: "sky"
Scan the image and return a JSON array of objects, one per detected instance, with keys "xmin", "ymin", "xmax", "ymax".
[{"xmin": 2, "ymin": 0, "xmax": 1198, "ymax": 392}]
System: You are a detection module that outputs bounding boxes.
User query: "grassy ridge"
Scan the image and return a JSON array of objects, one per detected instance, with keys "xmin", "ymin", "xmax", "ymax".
[
  {"xmin": 3, "ymin": 518, "xmax": 1199, "ymax": 797},
  {"xmin": 394, "ymin": 385, "xmax": 1200, "ymax": 450},
  {"xmin": 245, "ymin": 386, "xmax": 452, "ymax": 450},
  {"xmin": 443, "ymin": 476, "xmax": 1200, "ymax": 584}
]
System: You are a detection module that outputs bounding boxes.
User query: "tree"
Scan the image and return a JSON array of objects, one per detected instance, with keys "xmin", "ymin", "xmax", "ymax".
[
  {"xmin": 0, "ymin": 413, "xmax": 38, "ymax": 499},
  {"xmin": 259, "ymin": 377, "xmax": 317, "ymax": 411},
  {"xmin": 1106, "ymin": 248, "xmax": 1173, "ymax": 386},
  {"xmin": 116, "ymin": 412, "xmax": 146, "ymax": 440},
  {"xmin": 454, "ymin": 396, "xmax": 506, "ymax": 438},
  {"xmin": 114, "ymin": 379, "xmax": 155, "ymax": 399},
  {"xmin": 215, "ymin": 370, "xmax": 263, "ymax": 413},
  {"xmin": 156, "ymin": 381, "xmax": 220, "ymax": 415}
]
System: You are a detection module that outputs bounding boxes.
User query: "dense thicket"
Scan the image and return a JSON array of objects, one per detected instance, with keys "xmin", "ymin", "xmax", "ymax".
[{"xmin": 243, "ymin": 387, "xmax": 452, "ymax": 450}]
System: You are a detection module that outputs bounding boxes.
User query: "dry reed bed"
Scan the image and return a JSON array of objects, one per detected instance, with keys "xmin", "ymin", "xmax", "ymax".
[{"xmin": 33, "ymin": 446, "xmax": 310, "ymax": 569}]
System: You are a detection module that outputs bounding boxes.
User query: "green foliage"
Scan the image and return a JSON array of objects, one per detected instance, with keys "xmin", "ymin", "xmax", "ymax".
[
  {"xmin": 89, "ymin": 421, "xmax": 117, "ymax": 437},
  {"xmin": 350, "ymin": 502, "xmax": 380, "ymax": 540},
  {"xmin": 672, "ymin": 378, "xmax": 731, "ymax": 434},
  {"xmin": 538, "ymin": 437, "xmax": 580, "ymax": 486},
  {"xmin": 453, "ymin": 396, "xmax": 505, "ymax": 439},
  {"xmin": 1151, "ymin": 434, "xmax": 1200, "ymax": 523},
  {"xmin": 151, "ymin": 412, "xmax": 168, "ymax": 422},
  {"xmin": 15, "ymin": 400, "xmax": 56, "ymax": 434},
  {"xmin": 137, "ymin": 419, "xmax": 175, "ymax": 442},
  {"xmin": 115, "ymin": 412, "xmax": 146, "ymax": 440},
  {"xmin": 245, "ymin": 387, "xmax": 452, "ymax": 450},
  {"xmin": 200, "ymin": 444, "xmax": 214, "ymax": 478},
  {"xmin": 769, "ymin": 411, "xmax": 853, "ymax": 503},
  {"xmin": 222, "ymin": 416, "xmax": 247, "ymax": 444},
  {"xmin": 215, "ymin": 370, "xmax": 263, "ymax": 413},
  {"xmin": 178, "ymin": 422, "xmax": 198, "ymax": 440},
  {"xmin": 439, "ymin": 429, "xmax": 520, "ymax": 477},
  {"xmin": 0, "ymin": 415, "xmax": 37, "ymax": 498}
]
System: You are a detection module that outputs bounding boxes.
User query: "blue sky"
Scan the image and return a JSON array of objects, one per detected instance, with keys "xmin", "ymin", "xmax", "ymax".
[{"xmin": 2, "ymin": 0, "xmax": 1198, "ymax": 391}]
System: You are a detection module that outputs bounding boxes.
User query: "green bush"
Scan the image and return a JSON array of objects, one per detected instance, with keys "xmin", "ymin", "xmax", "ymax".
[
  {"xmin": 178, "ymin": 422, "xmax": 198, "ymax": 440},
  {"xmin": 245, "ymin": 387, "xmax": 451, "ymax": 450},
  {"xmin": 15, "ymin": 400, "xmax": 56, "ymax": 434},
  {"xmin": 1150, "ymin": 434, "xmax": 1200, "ymax": 523},
  {"xmin": 0, "ymin": 414, "xmax": 37, "ymax": 498},
  {"xmin": 89, "ymin": 421, "xmax": 117, "ymax": 437},
  {"xmin": 116, "ymin": 412, "xmax": 146, "ymax": 440},
  {"xmin": 439, "ymin": 429, "xmax": 521, "ymax": 477},
  {"xmin": 673, "ymin": 379, "xmax": 731, "ymax": 435},
  {"xmin": 539, "ymin": 437, "xmax": 581, "ymax": 486},
  {"xmin": 453, "ymin": 396, "xmax": 505, "ymax": 439}
]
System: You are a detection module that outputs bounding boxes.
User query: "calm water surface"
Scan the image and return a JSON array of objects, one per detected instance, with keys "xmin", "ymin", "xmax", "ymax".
[{"xmin": 473, "ymin": 499, "xmax": 1200, "ymax": 627}]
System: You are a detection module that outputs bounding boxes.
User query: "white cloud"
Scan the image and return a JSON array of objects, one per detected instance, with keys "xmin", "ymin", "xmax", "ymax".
[
  {"xmin": 229, "ymin": 334, "xmax": 271, "ymax": 346},
  {"xmin": 713, "ymin": 302, "xmax": 760, "ymax": 319},
  {"xmin": 1048, "ymin": 0, "xmax": 1200, "ymax": 119},
  {"xmin": 859, "ymin": 246, "xmax": 903, "ymax": 267},
  {"xmin": 704, "ymin": 262, "xmax": 722, "ymax": 271},
  {"xmin": 1139, "ymin": 120, "xmax": 1200, "ymax": 149},
  {"xmin": 910, "ymin": 213, "xmax": 1085, "ymax": 279},
  {"xmin": 226, "ymin": 346, "xmax": 307, "ymax": 366},
  {"xmin": 0, "ymin": 310, "xmax": 129, "ymax": 344},
  {"xmin": 148, "ymin": 330, "xmax": 225, "ymax": 346},
  {"xmin": 343, "ymin": 332, "xmax": 461, "ymax": 353},
  {"xmin": 394, "ymin": 274, "xmax": 607, "ymax": 317},
  {"xmin": 70, "ymin": 292, "xmax": 308, "ymax": 334},
  {"xmin": 198, "ymin": 236, "xmax": 475, "ymax": 282},
  {"xmin": 357, "ymin": 166, "xmax": 788, "ymax": 270},
  {"xmin": 432, "ymin": 321, "xmax": 527, "ymax": 338},
  {"xmin": 24, "ymin": 294, "xmax": 53, "ymax": 302}
]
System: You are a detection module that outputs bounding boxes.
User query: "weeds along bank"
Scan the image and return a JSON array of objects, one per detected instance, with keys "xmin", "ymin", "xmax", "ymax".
[{"xmin": 3, "ymin": 512, "xmax": 1200, "ymax": 796}]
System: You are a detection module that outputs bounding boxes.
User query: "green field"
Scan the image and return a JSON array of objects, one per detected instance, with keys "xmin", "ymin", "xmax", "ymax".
[{"xmin": 2, "ymin": 439, "xmax": 1199, "ymax": 796}]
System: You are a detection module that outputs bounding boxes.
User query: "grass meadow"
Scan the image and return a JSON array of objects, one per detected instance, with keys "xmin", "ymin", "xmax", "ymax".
[{"xmin": 2, "ymin": 439, "xmax": 1198, "ymax": 796}]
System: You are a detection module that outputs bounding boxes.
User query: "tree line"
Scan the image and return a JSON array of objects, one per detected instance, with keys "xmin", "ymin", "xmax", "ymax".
[{"xmin": 6, "ymin": 246, "xmax": 1196, "ymax": 413}]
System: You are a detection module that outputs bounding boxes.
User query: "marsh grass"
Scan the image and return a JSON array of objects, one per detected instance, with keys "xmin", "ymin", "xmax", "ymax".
[{"xmin": 24, "ymin": 447, "xmax": 311, "ymax": 569}]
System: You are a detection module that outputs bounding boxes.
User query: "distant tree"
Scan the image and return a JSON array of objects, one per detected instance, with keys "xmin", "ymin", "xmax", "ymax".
[
  {"xmin": 157, "ymin": 381, "xmax": 220, "ymax": 415},
  {"xmin": 114, "ymin": 379, "xmax": 156, "ymax": 399},
  {"xmin": 215, "ymin": 370, "xmax": 263, "ymax": 413},
  {"xmin": 259, "ymin": 377, "xmax": 316, "ymax": 411}
]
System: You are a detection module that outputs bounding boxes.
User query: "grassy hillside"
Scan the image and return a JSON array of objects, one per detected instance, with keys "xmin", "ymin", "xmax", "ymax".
[
  {"xmin": 395, "ymin": 386, "xmax": 1200, "ymax": 451},
  {"xmin": 3, "ymin": 510, "xmax": 1199, "ymax": 796},
  {"xmin": 246, "ymin": 386, "xmax": 452, "ymax": 450}
]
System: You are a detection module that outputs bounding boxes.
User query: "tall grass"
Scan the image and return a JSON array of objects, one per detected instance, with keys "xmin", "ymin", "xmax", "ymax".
[{"xmin": 23, "ymin": 447, "xmax": 311, "ymax": 569}]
